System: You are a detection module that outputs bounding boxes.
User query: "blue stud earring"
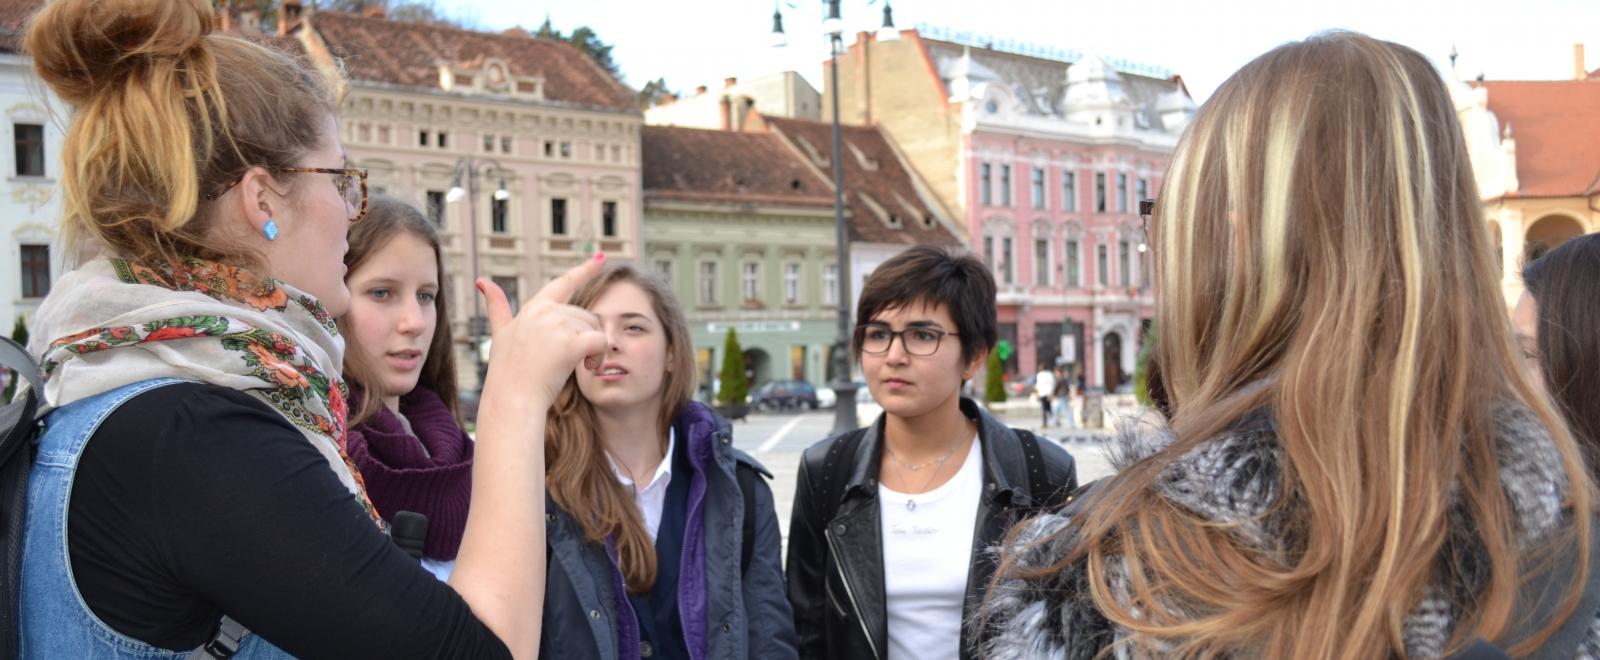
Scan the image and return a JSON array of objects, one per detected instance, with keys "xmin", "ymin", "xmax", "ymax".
[{"xmin": 262, "ymin": 219, "xmax": 279, "ymax": 241}]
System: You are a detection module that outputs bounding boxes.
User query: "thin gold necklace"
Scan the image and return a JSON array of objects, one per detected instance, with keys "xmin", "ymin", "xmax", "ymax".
[{"xmin": 884, "ymin": 441, "xmax": 962, "ymax": 511}]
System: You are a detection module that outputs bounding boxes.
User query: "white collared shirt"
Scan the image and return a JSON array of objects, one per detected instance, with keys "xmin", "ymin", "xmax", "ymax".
[{"xmin": 606, "ymin": 429, "xmax": 677, "ymax": 541}]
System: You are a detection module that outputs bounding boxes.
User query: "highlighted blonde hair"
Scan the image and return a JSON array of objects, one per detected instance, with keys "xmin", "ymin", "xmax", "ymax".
[{"xmin": 1003, "ymin": 32, "xmax": 1593, "ymax": 658}]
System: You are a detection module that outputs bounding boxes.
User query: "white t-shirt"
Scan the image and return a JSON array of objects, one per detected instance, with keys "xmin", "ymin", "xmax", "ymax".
[
  {"xmin": 607, "ymin": 428, "xmax": 677, "ymax": 540},
  {"xmin": 879, "ymin": 438, "xmax": 983, "ymax": 660},
  {"xmin": 1035, "ymin": 370, "xmax": 1058, "ymax": 398}
]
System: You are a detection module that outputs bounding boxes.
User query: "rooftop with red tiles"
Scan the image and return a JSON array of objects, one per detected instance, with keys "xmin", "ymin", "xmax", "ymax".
[
  {"xmin": 1475, "ymin": 78, "xmax": 1600, "ymax": 198},
  {"xmin": 761, "ymin": 116, "xmax": 963, "ymax": 247},
  {"xmin": 0, "ymin": 0, "xmax": 38, "ymax": 53},
  {"xmin": 642, "ymin": 125, "xmax": 833, "ymax": 208},
  {"xmin": 310, "ymin": 11, "xmax": 636, "ymax": 113}
]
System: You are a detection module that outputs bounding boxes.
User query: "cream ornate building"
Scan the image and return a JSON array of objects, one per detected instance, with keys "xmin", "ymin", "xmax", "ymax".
[
  {"xmin": 240, "ymin": 3, "xmax": 646, "ymax": 391},
  {"xmin": 1455, "ymin": 45, "xmax": 1600, "ymax": 305}
]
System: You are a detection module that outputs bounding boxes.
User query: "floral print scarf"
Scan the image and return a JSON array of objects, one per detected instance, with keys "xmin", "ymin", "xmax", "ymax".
[{"xmin": 29, "ymin": 256, "xmax": 380, "ymax": 525}]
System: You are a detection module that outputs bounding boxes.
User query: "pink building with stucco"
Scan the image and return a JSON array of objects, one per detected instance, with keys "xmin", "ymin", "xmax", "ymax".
[{"xmin": 829, "ymin": 30, "xmax": 1193, "ymax": 390}]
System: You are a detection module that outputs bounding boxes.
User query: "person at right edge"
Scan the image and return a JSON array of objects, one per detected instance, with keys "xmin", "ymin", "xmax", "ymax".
[
  {"xmin": 1517, "ymin": 234, "xmax": 1600, "ymax": 479},
  {"xmin": 786, "ymin": 245, "xmax": 1078, "ymax": 660},
  {"xmin": 976, "ymin": 32, "xmax": 1599, "ymax": 659}
]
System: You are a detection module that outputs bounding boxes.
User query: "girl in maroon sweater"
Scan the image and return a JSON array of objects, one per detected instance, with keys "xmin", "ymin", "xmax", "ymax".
[{"xmin": 340, "ymin": 195, "xmax": 473, "ymax": 578}]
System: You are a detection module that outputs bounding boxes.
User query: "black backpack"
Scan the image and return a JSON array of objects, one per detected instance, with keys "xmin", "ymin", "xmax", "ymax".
[{"xmin": 1, "ymin": 336, "xmax": 43, "ymax": 660}]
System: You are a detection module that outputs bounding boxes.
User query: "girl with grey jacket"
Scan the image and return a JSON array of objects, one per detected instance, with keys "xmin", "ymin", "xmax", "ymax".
[
  {"xmin": 978, "ymin": 32, "xmax": 1598, "ymax": 659},
  {"xmin": 538, "ymin": 264, "xmax": 797, "ymax": 660}
]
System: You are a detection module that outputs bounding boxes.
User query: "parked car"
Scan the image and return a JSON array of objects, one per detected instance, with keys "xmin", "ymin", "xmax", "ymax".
[
  {"xmin": 816, "ymin": 386, "xmax": 837, "ymax": 408},
  {"xmin": 854, "ymin": 379, "xmax": 875, "ymax": 404},
  {"xmin": 1009, "ymin": 374, "xmax": 1037, "ymax": 398},
  {"xmin": 750, "ymin": 379, "xmax": 820, "ymax": 411},
  {"xmin": 812, "ymin": 380, "xmax": 876, "ymax": 408}
]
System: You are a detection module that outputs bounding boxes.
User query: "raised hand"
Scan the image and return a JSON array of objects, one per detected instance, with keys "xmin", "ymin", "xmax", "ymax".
[{"xmin": 476, "ymin": 253, "xmax": 609, "ymax": 409}]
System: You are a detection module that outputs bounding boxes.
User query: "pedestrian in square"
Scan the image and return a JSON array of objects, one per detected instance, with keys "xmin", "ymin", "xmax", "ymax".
[
  {"xmin": 1034, "ymin": 364, "xmax": 1057, "ymax": 428},
  {"xmin": 1052, "ymin": 366, "xmax": 1076, "ymax": 431},
  {"xmin": 787, "ymin": 245, "xmax": 1078, "ymax": 660},
  {"xmin": 978, "ymin": 31, "xmax": 1597, "ymax": 659},
  {"xmin": 15, "ymin": 1, "xmax": 600, "ymax": 656},
  {"xmin": 539, "ymin": 264, "xmax": 796, "ymax": 660}
]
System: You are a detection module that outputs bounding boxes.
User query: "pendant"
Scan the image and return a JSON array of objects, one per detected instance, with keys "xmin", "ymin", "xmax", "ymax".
[{"xmin": 906, "ymin": 499, "xmax": 917, "ymax": 512}]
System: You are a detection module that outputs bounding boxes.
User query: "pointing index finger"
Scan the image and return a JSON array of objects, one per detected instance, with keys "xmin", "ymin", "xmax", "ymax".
[{"xmin": 532, "ymin": 252, "xmax": 607, "ymax": 306}]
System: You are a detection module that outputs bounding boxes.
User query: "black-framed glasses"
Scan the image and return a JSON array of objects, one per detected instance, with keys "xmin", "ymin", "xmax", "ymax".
[
  {"xmin": 855, "ymin": 324, "xmax": 959, "ymax": 357},
  {"xmin": 206, "ymin": 167, "xmax": 370, "ymax": 223}
]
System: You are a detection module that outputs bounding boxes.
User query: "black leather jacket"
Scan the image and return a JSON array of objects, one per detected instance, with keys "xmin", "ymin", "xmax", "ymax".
[{"xmin": 785, "ymin": 398, "xmax": 1078, "ymax": 660}]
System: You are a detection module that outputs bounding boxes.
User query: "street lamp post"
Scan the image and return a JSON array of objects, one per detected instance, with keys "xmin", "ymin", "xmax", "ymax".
[
  {"xmin": 773, "ymin": 0, "xmax": 899, "ymax": 434},
  {"xmin": 447, "ymin": 158, "xmax": 510, "ymax": 397},
  {"xmin": 825, "ymin": 26, "xmax": 858, "ymax": 434}
]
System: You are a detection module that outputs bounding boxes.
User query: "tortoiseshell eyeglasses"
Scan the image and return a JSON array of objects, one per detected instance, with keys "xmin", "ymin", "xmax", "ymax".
[{"xmin": 207, "ymin": 167, "xmax": 369, "ymax": 223}]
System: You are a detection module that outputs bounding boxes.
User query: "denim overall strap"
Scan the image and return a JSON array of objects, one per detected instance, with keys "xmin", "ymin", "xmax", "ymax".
[{"xmin": 20, "ymin": 378, "xmax": 292, "ymax": 659}]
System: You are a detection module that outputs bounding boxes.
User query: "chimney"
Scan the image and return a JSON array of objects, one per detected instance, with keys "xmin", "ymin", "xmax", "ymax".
[
  {"xmin": 695, "ymin": 84, "xmax": 708, "ymax": 96},
  {"xmin": 856, "ymin": 32, "xmax": 872, "ymax": 124},
  {"xmin": 1576, "ymin": 44, "xmax": 1587, "ymax": 80},
  {"xmin": 362, "ymin": 5, "xmax": 386, "ymax": 18},
  {"xmin": 724, "ymin": 76, "xmax": 738, "ymax": 89},
  {"xmin": 280, "ymin": 0, "xmax": 303, "ymax": 36},
  {"xmin": 719, "ymin": 95, "xmax": 733, "ymax": 131}
]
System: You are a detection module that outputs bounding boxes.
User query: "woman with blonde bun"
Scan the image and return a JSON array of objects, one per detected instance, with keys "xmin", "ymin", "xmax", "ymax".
[{"xmin": 16, "ymin": 1, "xmax": 601, "ymax": 657}]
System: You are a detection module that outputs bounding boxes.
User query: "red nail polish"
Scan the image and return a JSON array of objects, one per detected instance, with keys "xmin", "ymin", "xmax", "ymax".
[{"xmin": 594, "ymin": 252, "xmax": 606, "ymax": 262}]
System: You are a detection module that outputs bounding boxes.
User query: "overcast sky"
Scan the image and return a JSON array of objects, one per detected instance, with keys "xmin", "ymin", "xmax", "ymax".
[{"xmin": 444, "ymin": 0, "xmax": 1599, "ymax": 102}]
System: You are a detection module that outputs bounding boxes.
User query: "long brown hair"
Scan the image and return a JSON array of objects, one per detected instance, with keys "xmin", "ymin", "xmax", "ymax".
[
  {"xmin": 1523, "ymin": 234, "xmax": 1600, "ymax": 469},
  {"xmin": 338, "ymin": 195, "xmax": 460, "ymax": 427},
  {"xmin": 25, "ymin": 0, "xmax": 338, "ymax": 274},
  {"xmin": 993, "ymin": 32, "xmax": 1593, "ymax": 658},
  {"xmin": 545, "ymin": 264, "xmax": 697, "ymax": 592}
]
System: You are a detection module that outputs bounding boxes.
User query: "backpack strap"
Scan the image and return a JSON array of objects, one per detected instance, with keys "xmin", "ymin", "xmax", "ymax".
[
  {"xmin": 809, "ymin": 430, "xmax": 866, "ymax": 528},
  {"xmin": 0, "ymin": 338, "xmax": 41, "ymax": 403},
  {"xmin": 1014, "ymin": 429, "xmax": 1054, "ymax": 509},
  {"xmin": 0, "ymin": 338, "xmax": 38, "ymax": 660},
  {"xmin": 187, "ymin": 616, "xmax": 248, "ymax": 660},
  {"xmin": 737, "ymin": 462, "xmax": 757, "ymax": 576}
]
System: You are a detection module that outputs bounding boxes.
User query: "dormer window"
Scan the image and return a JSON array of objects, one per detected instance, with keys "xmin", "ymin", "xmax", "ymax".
[
  {"xmin": 484, "ymin": 61, "xmax": 509, "ymax": 90},
  {"xmin": 846, "ymin": 141, "xmax": 879, "ymax": 172},
  {"xmin": 514, "ymin": 76, "xmax": 546, "ymax": 100},
  {"xmin": 794, "ymin": 136, "xmax": 828, "ymax": 168}
]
